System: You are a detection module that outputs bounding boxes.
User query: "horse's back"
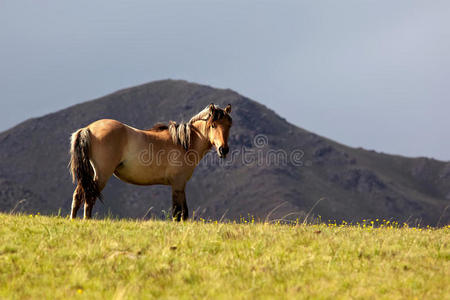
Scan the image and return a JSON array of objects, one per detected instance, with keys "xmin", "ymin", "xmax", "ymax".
[{"xmin": 87, "ymin": 119, "xmax": 127, "ymax": 137}]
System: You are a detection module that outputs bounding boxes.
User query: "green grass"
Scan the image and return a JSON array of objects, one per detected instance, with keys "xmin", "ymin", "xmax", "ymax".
[{"xmin": 0, "ymin": 213, "xmax": 448, "ymax": 299}]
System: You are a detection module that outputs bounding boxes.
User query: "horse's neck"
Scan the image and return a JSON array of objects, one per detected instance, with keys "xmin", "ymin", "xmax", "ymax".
[{"xmin": 190, "ymin": 120, "xmax": 212, "ymax": 158}]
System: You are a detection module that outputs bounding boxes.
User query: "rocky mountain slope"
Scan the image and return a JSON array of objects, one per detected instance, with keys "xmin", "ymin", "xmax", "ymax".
[{"xmin": 0, "ymin": 80, "xmax": 448, "ymax": 225}]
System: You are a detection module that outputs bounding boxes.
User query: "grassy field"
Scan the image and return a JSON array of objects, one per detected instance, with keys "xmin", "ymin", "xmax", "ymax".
[{"xmin": 0, "ymin": 213, "xmax": 448, "ymax": 299}]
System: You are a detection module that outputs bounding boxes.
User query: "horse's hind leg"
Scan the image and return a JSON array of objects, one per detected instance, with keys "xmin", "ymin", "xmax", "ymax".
[
  {"xmin": 83, "ymin": 165, "xmax": 113, "ymax": 220},
  {"xmin": 70, "ymin": 185, "xmax": 83, "ymax": 219},
  {"xmin": 83, "ymin": 179, "xmax": 102, "ymax": 220},
  {"xmin": 84, "ymin": 197, "xmax": 94, "ymax": 219},
  {"xmin": 71, "ymin": 183, "xmax": 96, "ymax": 220}
]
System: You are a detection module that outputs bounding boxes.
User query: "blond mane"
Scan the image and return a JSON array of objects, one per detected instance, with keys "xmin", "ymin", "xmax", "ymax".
[{"xmin": 167, "ymin": 105, "xmax": 212, "ymax": 150}]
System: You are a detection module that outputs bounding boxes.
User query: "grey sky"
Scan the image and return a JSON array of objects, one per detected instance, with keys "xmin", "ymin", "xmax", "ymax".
[{"xmin": 1, "ymin": 0, "xmax": 449, "ymax": 161}]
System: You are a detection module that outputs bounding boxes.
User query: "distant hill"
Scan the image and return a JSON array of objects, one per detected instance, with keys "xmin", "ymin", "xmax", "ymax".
[{"xmin": 0, "ymin": 80, "xmax": 448, "ymax": 225}]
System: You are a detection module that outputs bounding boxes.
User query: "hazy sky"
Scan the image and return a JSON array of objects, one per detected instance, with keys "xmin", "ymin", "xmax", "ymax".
[{"xmin": 1, "ymin": 1, "xmax": 449, "ymax": 161}]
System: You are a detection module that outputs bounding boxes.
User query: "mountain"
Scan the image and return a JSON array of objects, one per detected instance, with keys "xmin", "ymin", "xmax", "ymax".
[{"xmin": 0, "ymin": 80, "xmax": 449, "ymax": 225}]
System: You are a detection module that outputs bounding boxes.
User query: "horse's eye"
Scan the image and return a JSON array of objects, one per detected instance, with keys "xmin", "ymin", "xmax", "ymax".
[{"xmin": 211, "ymin": 123, "xmax": 216, "ymax": 129}]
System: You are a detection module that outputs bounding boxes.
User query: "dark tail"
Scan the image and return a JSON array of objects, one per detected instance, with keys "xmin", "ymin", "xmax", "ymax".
[{"xmin": 69, "ymin": 128, "xmax": 102, "ymax": 204}]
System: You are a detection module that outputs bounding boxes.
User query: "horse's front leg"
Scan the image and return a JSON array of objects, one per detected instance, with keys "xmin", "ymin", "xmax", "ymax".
[{"xmin": 172, "ymin": 188, "xmax": 188, "ymax": 221}]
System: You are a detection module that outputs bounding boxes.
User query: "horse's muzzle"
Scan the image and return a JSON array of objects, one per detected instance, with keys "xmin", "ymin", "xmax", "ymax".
[{"xmin": 218, "ymin": 146, "xmax": 229, "ymax": 158}]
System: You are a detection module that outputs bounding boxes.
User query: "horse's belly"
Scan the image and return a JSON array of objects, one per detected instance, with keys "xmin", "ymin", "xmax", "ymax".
[
  {"xmin": 112, "ymin": 139, "xmax": 194, "ymax": 186},
  {"xmin": 113, "ymin": 158, "xmax": 187, "ymax": 186},
  {"xmin": 114, "ymin": 165, "xmax": 169, "ymax": 185}
]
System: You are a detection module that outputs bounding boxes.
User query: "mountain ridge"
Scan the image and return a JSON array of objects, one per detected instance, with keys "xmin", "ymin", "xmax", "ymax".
[{"xmin": 3, "ymin": 79, "xmax": 446, "ymax": 162}]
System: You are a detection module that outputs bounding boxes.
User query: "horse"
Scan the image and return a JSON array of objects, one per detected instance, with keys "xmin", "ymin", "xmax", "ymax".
[{"xmin": 69, "ymin": 103, "xmax": 232, "ymax": 221}]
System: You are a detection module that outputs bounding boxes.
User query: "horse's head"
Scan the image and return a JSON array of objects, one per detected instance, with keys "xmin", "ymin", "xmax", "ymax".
[{"xmin": 207, "ymin": 103, "xmax": 232, "ymax": 158}]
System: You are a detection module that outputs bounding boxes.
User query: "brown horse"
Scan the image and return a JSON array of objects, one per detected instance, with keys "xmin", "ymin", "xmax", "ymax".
[{"xmin": 69, "ymin": 103, "xmax": 232, "ymax": 221}]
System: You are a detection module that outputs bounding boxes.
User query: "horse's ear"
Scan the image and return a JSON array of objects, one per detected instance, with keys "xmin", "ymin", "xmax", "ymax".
[
  {"xmin": 224, "ymin": 104, "xmax": 232, "ymax": 114},
  {"xmin": 209, "ymin": 103, "xmax": 215, "ymax": 114}
]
